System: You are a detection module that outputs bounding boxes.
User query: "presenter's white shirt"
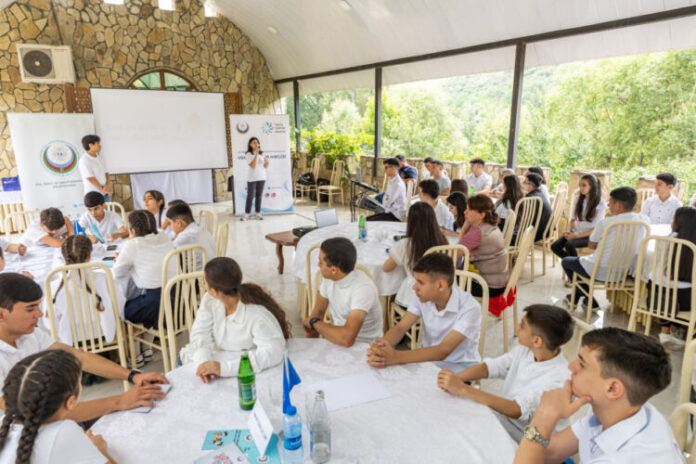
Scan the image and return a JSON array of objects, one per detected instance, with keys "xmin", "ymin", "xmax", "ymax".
[
  {"xmin": 78, "ymin": 153, "xmax": 107, "ymax": 194},
  {"xmin": 641, "ymin": 194, "xmax": 682, "ymax": 225},
  {"xmin": 465, "ymin": 172, "xmax": 492, "ymax": 193},
  {"xmin": 179, "ymin": 293, "xmax": 286, "ymax": 377},
  {"xmin": 0, "ymin": 420, "xmax": 106, "ymax": 464},
  {"xmin": 319, "ymin": 270, "xmax": 383, "ymax": 342},
  {"xmin": 21, "ymin": 221, "xmax": 67, "ymax": 247},
  {"xmin": 571, "ymin": 403, "xmax": 685, "ymax": 463},
  {"xmin": 407, "ymin": 286, "xmax": 481, "ymax": 365},
  {"xmin": 0, "ymin": 328, "xmax": 55, "ymax": 387},
  {"xmin": 245, "ymin": 151, "xmax": 267, "ymax": 182},
  {"xmin": 112, "ymin": 232, "xmax": 175, "ymax": 290},
  {"xmin": 434, "ymin": 199, "xmax": 455, "ymax": 231},
  {"xmin": 173, "ymin": 222, "xmax": 216, "ymax": 271},
  {"xmin": 78, "ymin": 210, "xmax": 124, "ymax": 239},
  {"xmin": 383, "ymin": 175, "xmax": 406, "ymax": 220}
]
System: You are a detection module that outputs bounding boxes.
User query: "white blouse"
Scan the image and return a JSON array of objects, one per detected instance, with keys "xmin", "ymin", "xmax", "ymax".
[
  {"xmin": 571, "ymin": 197, "xmax": 607, "ymax": 234},
  {"xmin": 112, "ymin": 232, "xmax": 175, "ymax": 290}
]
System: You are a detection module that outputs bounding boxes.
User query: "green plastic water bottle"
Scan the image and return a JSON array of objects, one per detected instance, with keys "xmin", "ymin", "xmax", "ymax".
[
  {"xmin": 358, "ymin": 214, "xmax": 367, "ymax": 241},
  {"xmin": 238, "ymin": 350, "xmax": 256, "ymax": 411},
  {"xmin": 469, "ymin": 185, "xmax": 475, "ymax": 197}
]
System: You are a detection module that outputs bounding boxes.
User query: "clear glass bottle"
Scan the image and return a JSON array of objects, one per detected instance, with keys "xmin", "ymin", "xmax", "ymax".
[{"xmin": 310, "ymin": 390, "xmax": 331, "ymax": 464}]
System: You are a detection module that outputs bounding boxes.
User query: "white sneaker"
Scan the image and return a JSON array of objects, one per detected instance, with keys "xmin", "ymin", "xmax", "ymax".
[
  {"xmin": 240, "ymin": 215, "xmax": 249, "ymax": 221},
  {"xmin": 659, "ymin": 332, "xmax": 685, "ymax": 350},
  {"xmin": 256, "ymin": 213, "xmax": 263, "ymax": 220}
]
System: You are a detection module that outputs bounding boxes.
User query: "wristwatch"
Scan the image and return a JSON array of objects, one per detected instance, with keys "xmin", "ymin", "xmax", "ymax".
[
  {"xmin": 523, "ymin": 425, "xmax": 550, "ymax": 448},
  {"xmin": 128, "ymin": 369, "xmax": 142, "ymax": 385},
  {"xmin": 309, "ymin": 317, "xmax": 321, "ymax": 330}
]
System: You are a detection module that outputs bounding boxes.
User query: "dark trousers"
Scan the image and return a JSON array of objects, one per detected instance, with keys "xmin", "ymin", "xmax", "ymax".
[
  {"xmin": 245, "ymin": 180, "xmax": 265, "ymax": 214},
  {"xmin": 551, "ymin": 236, "xmax": 590, "ymax": 259},
  {"xmin": 646, "ymin": 282, "xmax": 692, "ymax": 328},
  {"xmin": 375, "ymin": 192, "xmax": 385, "ymax": 203},
  {"xmin": 470, "ymin": 280, "xmax": 506, "ymax": 298},
  {"xmin": 124, "ymin": 287, "xmax": 162, "ymax": 329},
  {"xmin": 561, "ymin": 257, "xmax": 598, "ymax": 307},
  {"xmin": 367, "ymin": 212, "xmax": 400, "ymax": 222}
]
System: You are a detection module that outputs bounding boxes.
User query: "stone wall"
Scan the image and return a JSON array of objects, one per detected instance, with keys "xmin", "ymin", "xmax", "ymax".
[{"xmin": 0, "ymin": 0, "xmax": 280, "ymax": 208}]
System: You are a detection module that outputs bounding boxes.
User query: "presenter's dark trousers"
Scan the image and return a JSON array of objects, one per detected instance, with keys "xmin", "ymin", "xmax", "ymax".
[{"xmin": 245, "ymin": 180, "xmax": 265, "ymax": 214}]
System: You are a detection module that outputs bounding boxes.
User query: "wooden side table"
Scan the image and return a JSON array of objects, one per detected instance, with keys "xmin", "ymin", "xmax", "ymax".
[{"xmin": 264, "ymin": 230, "xmax": 300, "ymax": 274}]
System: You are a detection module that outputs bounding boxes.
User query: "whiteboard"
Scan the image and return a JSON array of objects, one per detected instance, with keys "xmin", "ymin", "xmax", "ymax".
[{"xmin": 90, "ymin": 89, "xmax": 228, "ymax": 174}]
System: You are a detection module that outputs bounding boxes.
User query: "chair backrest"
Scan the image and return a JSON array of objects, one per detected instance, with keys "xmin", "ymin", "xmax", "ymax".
[
  {"xmin": 673, "ymin": 339, "xmax": 696, "ymax": 459},
  {"xmin": 43, "ymin": 262, "xmax": 125, "ymax": 355},
  {"xmin": 680, "ymin": 339, "xmax": 696, "ymax": 406},
  {"xmin": 198, "ymin": 209, "xmax": 219, "ymax": 237},
  {"xmin": 671, "ymin": 402, "xmax": 696, "ymax": 464},
  {"xmin": 162, "ymin": 244, "xmax": 208, "ymax": 285},
  {"xmin": 310, "ymin": 157, "xmax": 321, "ymax": 179},
  {"xmin": 636, "ymin": 188, "xmax": 656, "ymax": 211},
  {"xmin": 215, "ymin": 222, "xmax": 229, "ymax": 257},
  {"xmin": 425, "ymin": 244, "xmax": 470, "ymax": 273},
  {"xmin": 381, "ymin": 175, "xmax": 388, "ymax": 192},
  {"xmin": 563, "ymin": 316, "xmax": 595, "ymax": 361},
  {"xmin": 555, "ymin": 181, "xmax": 568, "ymax": 198},
  {"xmin": 566, "ymin": 188, "xmax": 580, "ymax": 219},
  {"xmin": 163, "ymin": 270, "xmax": 205, "ymax": 368},
  {"xmin": 456, "ymin": 269, "xmax": 489, "ymax": 358},
  {"xmin": 105, "ymin": 201, "xmax": 127, "ymax": 222},
  {"xmin": 589, "ymin": 220, "xmax": 649, "ymax": 287},
  {"xmin": 330, "ymin": 160, "xmax": 345, "ymax": 187},
  {"xmin": 511, "ymin": 196, "xmax": 542, "ymax": 249},
  {"xmin": 502, "ymin": 209, "xmax": 517, "ymax": 248},
  {"xmin": 305, "ymin": 243, "xmax": 322, "ymax": 309},
  {"xmin": 312, "ymin": 264, "xmax": 374, "ymax": 324},
  {"xmin": 403, "ymin": 182, "xmax": 417, "ymax": 221},
  {"xmin": 541, "ymin": 188, "xmax": 568, "ymax": 242},
  {"xmin": 504, "ymin": 226, "xmax": 535, "ymax": 298},
  {"xmin": 3, "ymin": 210, "xmax": 39, "ymax": 235}
]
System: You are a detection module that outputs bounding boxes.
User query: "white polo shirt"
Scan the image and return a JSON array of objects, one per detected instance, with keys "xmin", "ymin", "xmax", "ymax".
[
  {"xmin": 21, "ymin": 221, "xmax": 68, "ymax": 247},
  {"xmin": 319, "ymin": 270, "xmax": 383, "ymax": 343},
  {"xmin": 641, "ymin": 194, "xmax": 682, "ymax": 225},
  {"xmin": 434, "ymin": 199, "xmax": 455, "ymax": 231},
  {"xmin": 0, "ymin": 328, "xmax": 55, "ymax": 387},
  {"xmin": 407, "ymin": 285, "xmax": 481, "ymax": 365},
  {"xmin": 78, "ymin": 153, "xmax": 107, "ymax": 195},
  {"xmin": 571, "ymin": 403, "xmax": 685, "ymax": 463},
  {"xmin": 78, "ymin": 210, "xmax": 124, "ymax": 239},
  {"xmin": 383, "ymin": 175, "xmax": 406, "ymax": 220},
  {"xmin": 173, "ymin": 222, "xmax": 216, "ymax": 271},
  {"xmin": 245, "ymin": 151, "xmax": 267, "ymax": 182},
  {"xmin": 571, "ymin": 197, "xmax": 608, "ymax": 234},
  {"xmin": 465, "ymin": 172, "xmax": 492, "ymax": 193}
]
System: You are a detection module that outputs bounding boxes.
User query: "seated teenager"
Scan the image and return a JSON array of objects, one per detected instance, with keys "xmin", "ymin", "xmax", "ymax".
[
  {"xmin": 0, "ymin": 350, "xmax": 115, "ymax": 463},
  {"xmin": 641, "ymin": 172, "xmax": 682, "ymax": 224},
  {"xmin": 143, "ymin": 190, "xmax": 168, "ymax": 231},
  {"xmin": 523, "ymin": 173, "xmax": 552, "ymax": 242},
  {"xmin": 443, "ymin": 192, "xmax": 467, "ymax": 236},
  {"xmin": 561, "ymin": 187, "xmax": 648, "ymax": 310},
  {"xmin": 490, "ymin": 168, "xmax": 515, "ymax": 199},
  {"xmin": 0, "ymin": 273, "xmax": 167, "ymax": 422},
  {"xmin": 396, "ymin": 154, "xmax": 418, "ymax": 185},
  {"xmin": 495, "ymin": 174, "xmax": 524, "ymax": 232},
  {"xmin": 78, "ymin": 192, "xmax": 128, "ymax": 243},
  {"xmin": 367, "ymin": 158, "xmax": 406, "ymax": 222},
  {"xmin": 513, "ymin": 328, "xmax": 679, "ymax": 464},
  {"xmin": 527, "ymin": 167, "xmax": 550, "ymax": 201},
  {"xmin": 166, "ymin": 202, "xmax": 216, "ymax": 269},
  {"xmin": 302, "ymin": 238, "xmax": 382, "ymax": 347},
  {"xmin": 47, "ymin": 235, "xmax": 123, "ymax": 345},
  {"xmin": 0, "ymin": 242, "xmax": 31, "ymax": 279},
  {"xmin": 383, "ymin": 202, "xmax": 447, "ymax": 307},
  {"xmin": 465, "ymin": 157, "xmax": 492, "ymax": 194},
  {"xmin": 21, "ymin": 207, "xmax": 72, "ymax": 248},
  {"xmin": 367, "ymin": 253, "xmax": 481, "ymax": 369},
  {"xmin": 418, "ymin": 179, "xmax": 454, "ymax": 230},
  {"xmin": 438, "ymin": 305, "xmax": 573, "ymax": 441},
  {"xmin": 179, "ymin": 258, "xmax": 288, "ymax": 383},
  {"xmin": 458, "ymin": 195, "xmax": 509, "ymax": 298},
  {"xmin": 421, "ymin": 157, "xmax": 435, "ymax": 180},
  {"xmin": 551, "ymin": 174, "xmax": 606, "ymax": 260},
  {"xmin": 431, "ymin": 160, "xmax": 451, "ymax": 195}
]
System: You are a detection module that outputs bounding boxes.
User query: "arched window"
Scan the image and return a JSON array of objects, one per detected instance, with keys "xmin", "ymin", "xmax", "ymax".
[{"xmin": 128, "ymin": 68, "xmax": 199, "ymax": 91}]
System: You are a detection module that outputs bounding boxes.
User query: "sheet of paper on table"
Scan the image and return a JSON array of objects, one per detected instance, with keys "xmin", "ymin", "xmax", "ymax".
[
  {"xmin": 131, "ymin": 383, "xmax": 172, "ymax": 413},
  {"xmin": 194, "ymin": 443, "xmax": 248, "ymax": 464},
  {"xmin": 307, "ymin": 371, "xmax": 391, "ymax": 412}
]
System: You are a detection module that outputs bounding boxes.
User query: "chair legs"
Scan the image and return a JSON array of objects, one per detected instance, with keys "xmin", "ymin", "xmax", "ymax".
[
  {"xmin": 512, "ymin": 299, "xmax": 518, "ymax": 337},
  {"xmin": 530, "ymin": 247, "xmax": 535, "ymax": 282},
  {"xmin": 502, "ymin": 311, "xmax": 509, "ymax": 353},
  {"xmin": 541, "ymin": 245, "xmax": 547, "ymax": 276}
]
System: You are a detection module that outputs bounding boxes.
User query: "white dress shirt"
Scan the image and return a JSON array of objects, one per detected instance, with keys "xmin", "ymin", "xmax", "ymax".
[
  {"xmin": 641, "ymin": 194, "xmax": 682, "ymax": 225},
  {"xmin": 78, "ymin": 210, "xmax": 124, "ymax": 239},
  {"xmin": 179, "ymin": 293, "xmax": 286, "ymax": 377},
  {"xmin": 383, "ymin": 174, "xmax": 406, "ymax": 220},
  {"xmin": 112, "ymin": 232, "xmax": 175, "ymax": 290},
  {"xmin": 0, "ymin": 328, "xmax": 55, "ymax": 387},
  {"xmin": 434, "ymin": 199, "xmax": 455, "ymax": 231},
  {"xmin": 465, "ymin": 172, "xmax": 492, "ymax": 193},
  {"xmin": 78, "ymin": 152, "xmax": 107, "ymax": 195},
  {"xmin": 21, "ymin": 221, "xmax": 67, "ymax": 247},
  {"xmin": 484, "ymin": 346, "xmax": 570, "ymax": 437},
  {"xmin": 571, "ymin": 197, "xmax": 608, "ymax": 234},
  {"xmin": 407, "ymin": 285, "xmax": 481, "ymax": 365},
  {"xmin": 571, "ymin": 403, "xmax": 685, "ymax": 463},
  {"xmin": 173, "ymin": 222, "xmax": 216, "ymax": 270}
]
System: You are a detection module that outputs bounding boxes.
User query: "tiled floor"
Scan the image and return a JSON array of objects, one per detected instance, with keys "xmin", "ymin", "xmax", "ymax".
[{"xmin": 83, "ymin": 200, "xmax": 682, "ymax": 425}]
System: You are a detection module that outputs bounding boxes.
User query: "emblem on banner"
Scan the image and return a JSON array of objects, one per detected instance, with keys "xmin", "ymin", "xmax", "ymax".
[
  {"xmin": 261, "ymin": 121, "xmax": 274, "ymax": 135},
  {"xmin": 236, "ymin": 121, "xmax": 249, "ymax": 134},
  {"xmin": 40, "ymin": 140, "xmax": 78, "ymax": 175}
]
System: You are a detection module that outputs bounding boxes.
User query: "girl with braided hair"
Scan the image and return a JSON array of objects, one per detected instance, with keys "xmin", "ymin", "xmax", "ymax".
[
  {"xmin": 179, "ymin": 257, "xmax": 288, "ymax": 383},
  {"xmin": 0, "ymin": 350, "xmax": 113, "ymax": 463},
  {"xmin": 47, "ymin": 235, "xmax": 122, "ymax": 346}
]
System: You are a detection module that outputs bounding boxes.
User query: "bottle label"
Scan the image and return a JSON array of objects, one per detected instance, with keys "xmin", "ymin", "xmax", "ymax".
[
  {"xmin": 239, "ymin": 380, "xmax": 256, "ymax": 407},
  {"xmin": 284, "ymin": 434, "xmax": 302, "ymax": 451}
]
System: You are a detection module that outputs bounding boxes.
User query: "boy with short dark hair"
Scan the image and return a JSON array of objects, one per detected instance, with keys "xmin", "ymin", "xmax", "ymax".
[
  {"xmin": 21, "ymin": 207, "xmax": 72, "ymax": 248},
  {"xmin": 367, "ymin": 253, "xmax": 481, "ymax": 369},
  {"xmin": 367, "ymin": 158, "xmax": 406, "ymax": 222},
  {"xmin": 438, "ymin": 304, "xmax": 573, "ymax": 441},
  {"xmin": 78, "ymin": 192, "xmax": 128, "ymax": 243},
  {"xmin": 79, "ymin": 134, "xmax": 111, "ymax": 199},
  {"xmin": 431, "ymin": 160, "xmax": 451, "ymax": 195},
  {"xmin": 514, "ymin": 328, "xmax": 681, "ymax": 464},
  {"xmin": 302, "ymin": 237, "xmax": 382, "ymax": 347},
  {"xmin": 641, "ymin": 172, "xmax": 682, "ymax": 224},
  {"xmin": 418, "ymin": 179, "xmax": 454, "ymax": 230},
  {"xmin": 466, "ymin": 157, "xmax": 492, "ymax": 194},
  {"xmin": 166, "ymin": 202, "xmax": 216, "ymax": 269}
]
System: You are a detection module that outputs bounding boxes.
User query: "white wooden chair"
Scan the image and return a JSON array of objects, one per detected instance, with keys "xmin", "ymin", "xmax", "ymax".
[
  {"xmin": 313, "ymin": 264, "xmax": 374, "ymax": 326},
  {"xmin": 424, "ymin": 244, "xmax": 470, "ymax": 271},
  {"xmin": 43, "ymin": 262, "xmax": 128, "ymax": 391},
  {"xmin": 215, "ymin": 222, "xmax": 229, "ymax": 257},
  {"xmin": 317, "ymin": 160, "xmax": 345, "ymax": 207},
  {"xmin": 628, "ymin": 235, "xmax": 696, "ymax": 345},
  {"xmin": 569, "ymin": 221, "xmax": 649, "ymax": 322},
  {"xmin": 508, "ymin": 196, "xmax": 542, "ymax": 282},
  {"xmin": 403, "ymin": 182, "xmax": 417, "ymax": 222},
  {"xmin": 456, "ymin": 269, "xmax": 490, "ymax": 358},
  {"xmin": 198, "ymin": 209, "xmax": 218, "ymax": 238},
  {"xmin": 502, "ymin": 209, "xmax": 516, "ymax": 249},
  {"xmin": 302, "ymin": 243, "xmax": 321, "ymax": 319},
  {"xmin": 105, "ymin": 201, "xmax": 127, "ymax": 222},
  {"xmin": 162, "ymin": 271, "xmax": 205, "ymax": 369},
  {"xmin": 555, "ymin": 181, "xmax": 568, "ymax": 199},
  {"xmin": 3, "ymin": 209, "xmax": 39, "ymax": 235},
  {"xmin": 295, "ymin": 157, "xmax": 321, "ymax": 202},
  {"xmin": 563, "ymin": 316, "xmax": 595, "ymax": 362},
  {"xmin": 537, "ymin": 188, "xmax": 568, "ymax": 273},
  {"xmin": 636, "ymin": 188, "xmax": 656, "ymax": 211},
  {"xmin": 0, "ymin": 202, "xmax": 28, "ymax": 234},
  {"xmin": 672, "ymin": 339, "xmax": 696, "ymax": 462},
  {"xmin": 501, "ymin": 226, "xmax": 535, "ymax": 347}
]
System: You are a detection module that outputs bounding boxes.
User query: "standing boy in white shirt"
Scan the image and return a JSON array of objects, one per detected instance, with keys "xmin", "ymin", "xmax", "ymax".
[
  {"xmin": 367, "ymin": 158, "xmax": 406, "ymax": 222},
  {"xmin": 78, "ymin": 135, "xmax": 111, "ymax": 200},
  {"xmin": 303, "ymin": 237, "xmax": 383, "ymax": 346},
  {"xmin": 78, "ymin": 192, "xmax": 128, "ymax": 243},
  {"xmin": 166, "ymin": 203, "xmax": 216, "ymax": 270},
  {"xmin": 367, "ymin": 252, "xmax": 481, "ymax": 369},
  {"xmin": 641, "ymin": 172, "xmax": 682, "ymax": 224},
  {"xmin": 465, "ymin": 157, "xmax": 492, "ymax": 194},
  {"xmin": 21, "ymin": 208, "xmax": 72, "ymax": 248},
  {"xmin": 514, "ymin": 328, "xmax": 682, "ymax": 464},
  {"xmin": 418, "ymin": 179, "xmax": 454, "ymax": 230},
  {"xmin": 438, "ymin": 304, "xmax": 574, "ymax": 441}
]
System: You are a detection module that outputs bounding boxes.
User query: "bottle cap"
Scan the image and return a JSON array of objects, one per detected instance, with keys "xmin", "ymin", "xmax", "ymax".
[
  {"xmin": 287, "ymin": 405, "xmax": 297, "ymax": 416},
  {"xmin": 316, "ymin": 390, "xmax": 325, "ymax": 399}
]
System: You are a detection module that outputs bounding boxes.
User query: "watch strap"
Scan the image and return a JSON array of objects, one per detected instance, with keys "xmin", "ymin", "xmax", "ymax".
[
  {"xmin": 523, "ymin": 425, "xmax": 550, "ymax": 448},
  {"xmin": 309, "ymin": 317, "xmax": 320, "ymax": 330},
  {"xmin": 128, "ymin": 369, "xmax": 142, "ymax": 385}
]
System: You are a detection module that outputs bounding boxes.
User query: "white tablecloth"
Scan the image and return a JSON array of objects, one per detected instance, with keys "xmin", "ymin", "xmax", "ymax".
[
  {"xmin": 92, "ymin": 339, "xmax": 517, "ymax": 463},
  {"xmin": 293, "ymin": 222, "xmax": 408, "ymax": 296}
]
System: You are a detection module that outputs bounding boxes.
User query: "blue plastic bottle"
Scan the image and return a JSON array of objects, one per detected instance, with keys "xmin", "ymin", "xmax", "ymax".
[{"xmin": 282, "ymin": 406, "xmax": 303, "ymax": 463}]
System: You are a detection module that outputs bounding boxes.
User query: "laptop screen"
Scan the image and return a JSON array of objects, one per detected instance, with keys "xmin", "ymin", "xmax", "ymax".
[{"xmin": 315, "ymin": 208, "xmax": 338, "ymax": 228}]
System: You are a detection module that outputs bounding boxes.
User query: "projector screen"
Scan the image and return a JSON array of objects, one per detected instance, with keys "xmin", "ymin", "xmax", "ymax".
[{"xmin": 90, "ymin": 88, "xmax": 228, "ymax": 174}]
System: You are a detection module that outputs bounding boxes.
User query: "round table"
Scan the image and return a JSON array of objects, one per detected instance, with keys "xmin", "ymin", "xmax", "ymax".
[
  {"xmin": 293, "ymin": 222, "xmax": 408, "ymax": 296},
  {"xmin": 92, "ymin": 339, "xmax": 517, "ymax": 463}
]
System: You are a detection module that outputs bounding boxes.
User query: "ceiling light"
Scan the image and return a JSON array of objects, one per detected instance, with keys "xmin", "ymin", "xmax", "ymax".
[
  {"xmin": 338, "ymin": 0, "xmax": 351, "ymax": 11},
  {"xmin": 159, "ymin": 0, "xmax": 174, "ymax": 10},
  {"xmin": 267, "ymin": 26, "xmax": 278, "ymax": 34},
  {"xmin": 204, "ymin": 1, "xmax": 216, "ymax": 17}
]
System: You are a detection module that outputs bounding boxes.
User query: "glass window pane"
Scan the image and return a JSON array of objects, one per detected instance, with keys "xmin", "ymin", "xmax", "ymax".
[{"xmin": 164, "ymin": 73, "xmax": 190, "ymax": 91}]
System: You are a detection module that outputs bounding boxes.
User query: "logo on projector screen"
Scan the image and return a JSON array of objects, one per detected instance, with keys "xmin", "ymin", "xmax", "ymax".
[
  {"xmin": 39, "ymin": 141, "xmax": 78, "ymax": 175},
  {"xmin": 261, "ymin": 121, "xmax": 274, "ymax": 135},
  {"xmin": 236, "ymin": 121, "xmax": 249, "ymax": 134}
]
